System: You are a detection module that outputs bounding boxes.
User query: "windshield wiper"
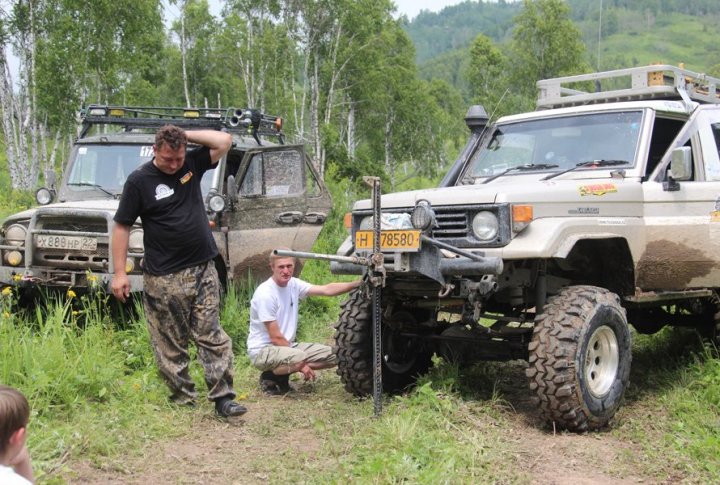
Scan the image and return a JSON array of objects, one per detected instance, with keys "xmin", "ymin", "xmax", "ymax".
[
  {"xmin": 541, "ymin": 160, "xmax": 630, "ymax": 181},
  {"xmin": 481, "ymin": 163, "xmax": 559, "ymax": 184},
  {"xmin": 67, "ymin": 182, "xmax": 116, "ymax": 197}
]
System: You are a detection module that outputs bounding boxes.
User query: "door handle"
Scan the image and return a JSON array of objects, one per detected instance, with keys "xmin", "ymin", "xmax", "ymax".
[
  {"xmin": 303, "ymin": 212, "xmax": 326, "ymax": 224},
  {"xmin": 276, "ymin": 211, "xmax": 303, "ymax": 224}
]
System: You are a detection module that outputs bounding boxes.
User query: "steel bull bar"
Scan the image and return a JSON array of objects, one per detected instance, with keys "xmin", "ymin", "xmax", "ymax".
[{"xmin": 275, "ymin": 234, "xmax": 504, "ymax": 278}]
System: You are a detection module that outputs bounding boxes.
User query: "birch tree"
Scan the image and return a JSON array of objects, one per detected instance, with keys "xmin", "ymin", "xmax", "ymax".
[{"xmin": 0, "ymin": 0, "xmax": 41, "ymax": 190}]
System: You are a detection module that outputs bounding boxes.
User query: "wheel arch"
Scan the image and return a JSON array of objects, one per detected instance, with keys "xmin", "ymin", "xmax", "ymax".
[{"xmin": 555, "ymin": 236, "xmax": 635, "ymax": 297}]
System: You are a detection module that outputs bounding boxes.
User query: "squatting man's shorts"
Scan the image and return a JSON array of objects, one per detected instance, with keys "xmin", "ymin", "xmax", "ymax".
[{"xmin": 251, "ymin": 342, "xmax": 337, "ymax": 371}]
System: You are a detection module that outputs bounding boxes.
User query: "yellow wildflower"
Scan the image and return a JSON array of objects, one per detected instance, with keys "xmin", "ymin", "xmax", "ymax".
[
  {"xmin": 67, "ymin": 289, "xmax": 76, "ymax": 298},
  {"xmin": 72, "ymin": 310, "xmax": 79, "ymax": 316},
  {"xmin": 1, "ymin": 287, "xmax": 11, "ymax": 297},
  {"xmin": 3, "ymin": 312, "xmax": 10, "ymax": 318},
  {"xmin": 12, "ymin": 274, "xmax": 21, "ymax": 282}
]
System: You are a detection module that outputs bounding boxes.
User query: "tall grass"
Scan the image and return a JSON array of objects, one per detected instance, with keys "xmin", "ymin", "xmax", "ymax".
[{"xmin": 1, "ymin": 179, "xmax": 719, "ymax": 482}]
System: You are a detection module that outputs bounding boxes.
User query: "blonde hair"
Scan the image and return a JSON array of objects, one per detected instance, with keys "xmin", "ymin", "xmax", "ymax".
[
  {"xmin": 0, "ymin": 385, "xmax": 29, "ymax": 455},
  {"xmin": 269, "ymin": 248, "xmax": 295, "ymax": 267}
]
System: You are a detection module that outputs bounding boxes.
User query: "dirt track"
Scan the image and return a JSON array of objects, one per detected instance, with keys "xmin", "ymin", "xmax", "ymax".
[{"xmin": 61, "ymin": 359, "xmax": 674, "ymax": 484}]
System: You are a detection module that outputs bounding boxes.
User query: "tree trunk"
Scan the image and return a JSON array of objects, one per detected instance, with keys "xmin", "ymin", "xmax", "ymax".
[{"xmin": 180, "ymin": 13, "xmax": 191, "ymax": 107}]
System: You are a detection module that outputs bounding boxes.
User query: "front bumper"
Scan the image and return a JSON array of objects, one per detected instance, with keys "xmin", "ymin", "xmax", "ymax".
[{"xmin": 0, "ymin": 266, "xmax": 144, "ymax": 293}]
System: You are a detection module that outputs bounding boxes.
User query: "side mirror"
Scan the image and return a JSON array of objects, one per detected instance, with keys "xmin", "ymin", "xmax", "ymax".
[
  {"xmin": 669, "ymin": 146, "xmax": 692, "ymax": 181},
  {"xmin": 44, "ymin": 169, "xmax": 57, "ymax": 189},
  {"xmin": 663, "ymin": 146, "xmax": 692, "ymax": 192},
  {"xmin": 226, "ymin": 175, "xmax": 238, "ymax": 204}
]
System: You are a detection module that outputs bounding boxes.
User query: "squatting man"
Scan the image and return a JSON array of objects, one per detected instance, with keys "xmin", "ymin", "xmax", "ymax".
[{"xmin": 247, "ymin": 252, "xmax": 361, "ymax": 394}]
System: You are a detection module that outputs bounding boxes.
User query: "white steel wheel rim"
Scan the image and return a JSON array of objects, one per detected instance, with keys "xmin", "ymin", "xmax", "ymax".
[{"xmin": 584, "ymin": 325, "xmax": 619, "ymax": 398}]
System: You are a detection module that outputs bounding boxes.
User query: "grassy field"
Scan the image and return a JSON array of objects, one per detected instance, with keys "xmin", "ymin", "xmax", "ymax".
[
  {"xmin": 0, "ymin": 180, "xmax": 718, "ymax": 483},
  {"xmin": 1, "ymin": 284, "xmax": 718, "ymax": 483}
]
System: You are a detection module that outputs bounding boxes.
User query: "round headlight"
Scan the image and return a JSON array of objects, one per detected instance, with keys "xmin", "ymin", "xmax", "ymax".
[
  {"xmin": 36, "ymin": 187, "xmax": 54, "ymax": 205},
  {"xmin": 208, "ymin": 194, "xmax": 225, "ymax": 213},
  {"xmin": 5, "ymin": 224, "xmax": 27, "ymax": 247},
  {"xmin": 411, "ymin": 200, "xmax": 435, "ymax": 231},
  {"xmin": 472, "ymin": 211, "xmax": 499, "ymax": 241},
  {"xmin": 359, "ymin": 216, "xmax": 373, "ymax": 230},
  {"xmin": 128, "ymin": 228, "xmax": 144, "ymax": 252}
]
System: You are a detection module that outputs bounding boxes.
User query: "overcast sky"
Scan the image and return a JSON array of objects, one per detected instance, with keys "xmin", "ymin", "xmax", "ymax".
[
  {"xmin": 199, "ymin": 0, "xmax": 464, "ymax": 22},
  {"xmin": 393, "ymin": 0, "xmax": 463, "ymax": 20}
]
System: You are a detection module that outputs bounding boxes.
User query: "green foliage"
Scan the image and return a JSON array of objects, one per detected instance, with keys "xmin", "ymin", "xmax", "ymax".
[
  {"xmin": 405, "ymin": 0, "xmax": 519, "ymax": 63},
  {"xmin": 0, "ymin": 189, "xmax": 34, "ymax": 220},
  {"xmin": 466, "ymin": 34, "xmax": 507, "ymax": 115},
  {"xmin": 510, "ymin": 0, "xmax": 590, "ymax": 105},
  {"xmin": 219, "ymin": 280, "xmax": 255, "ymax": 357}
]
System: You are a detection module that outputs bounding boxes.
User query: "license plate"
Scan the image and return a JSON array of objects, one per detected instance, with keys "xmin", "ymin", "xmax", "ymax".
[
  {"xmin": 36, "ymin": 235, "xmax": 98, "ymax": 251},
  {"xmin": 355, "ymin": 230, "xmax": 421, "ymax": 252}
]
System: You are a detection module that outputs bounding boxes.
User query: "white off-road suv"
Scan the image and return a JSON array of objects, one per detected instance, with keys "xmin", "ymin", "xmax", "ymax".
[{"xmin": 330, "ymin": 65, "xmax": 720, "ymax": 431}]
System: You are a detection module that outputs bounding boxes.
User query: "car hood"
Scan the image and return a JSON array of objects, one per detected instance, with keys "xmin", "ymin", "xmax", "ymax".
[
  {"xmin": 352, "ymin": 173, "xmax": 638, "ymax": 211},
  {"xmin": 2, "ymin": 199, "xmax": 120, "ymax": 223}
]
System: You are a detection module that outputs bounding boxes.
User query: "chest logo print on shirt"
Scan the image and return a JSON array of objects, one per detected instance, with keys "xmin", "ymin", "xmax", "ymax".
[
  {"xmin": 180, "ymin": 171, "xmax": 193, "ymax": 184},
  {"xmin": 154, "ymin": 184, "xmax": 174, "ymax": 201}
]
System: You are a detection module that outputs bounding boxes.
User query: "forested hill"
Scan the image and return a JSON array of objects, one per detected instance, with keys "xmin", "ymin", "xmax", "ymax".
[{"xmin": 405, "ymin": 0, "xmax": 720, "ymax": 84}]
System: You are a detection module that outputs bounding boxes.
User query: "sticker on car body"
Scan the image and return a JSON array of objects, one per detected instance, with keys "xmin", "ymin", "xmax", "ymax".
[{"xmin": 578, "ymin": 183, "xmax": 617, "ymax": 196}]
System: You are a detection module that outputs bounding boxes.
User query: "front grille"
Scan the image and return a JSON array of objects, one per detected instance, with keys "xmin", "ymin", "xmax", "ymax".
[
  {"xmin": 353, "ymin": 203, "xmax": 511, "ymax": 249},
  {"xmin": 432, "ymin": 209, "xmax": 468, "ymax": 240},
  {"xmin": 31, "ymin": 213, "xmax": 110, "ymax": 271},
  {"xmin": 41, "ymin": 221, "xmax": 108, "ymax": 232}
]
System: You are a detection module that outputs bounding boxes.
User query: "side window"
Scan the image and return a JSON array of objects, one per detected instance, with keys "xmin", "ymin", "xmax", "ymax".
[
  {"xmin": 239, "ymin": 149, "xmax": 305, "ymax": 197},
  {"xmin": 705, "ymin": 123, "xmax": 720, "ymax": 180},
  {"xmin": 646, "ymin": 117, "xmax": 684, "ymax": 179},
  {"xmin": 239, "ymin": 155, "xmax": 263, "ymax": 196},
  {"xmin": 306, "ymin": 164, "xmax": 321, "ymax": 197}
]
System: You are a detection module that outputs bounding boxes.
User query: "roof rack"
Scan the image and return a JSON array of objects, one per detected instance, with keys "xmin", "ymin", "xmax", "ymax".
[
  {"xmin": 79, "ymin": 105, "xmax": 285, "ymax": 145},
  {"xmin": 536, "ymin": 64, "xmax": 720, "ymax": 110}
]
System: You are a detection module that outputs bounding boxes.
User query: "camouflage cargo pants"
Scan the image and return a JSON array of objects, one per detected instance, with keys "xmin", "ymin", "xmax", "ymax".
[{"xmin": 143, "ymin": 261, "xmax": 235, "ymax": 403}]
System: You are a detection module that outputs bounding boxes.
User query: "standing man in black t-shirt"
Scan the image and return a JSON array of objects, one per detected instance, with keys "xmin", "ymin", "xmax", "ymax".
[{"xmin": 111, "ymin": 125, "xmax": 247, "ymax": 418}]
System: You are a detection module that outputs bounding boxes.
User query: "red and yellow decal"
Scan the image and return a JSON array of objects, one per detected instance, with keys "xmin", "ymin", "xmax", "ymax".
[
  {"xmin": 578, "ymin": 183, "xmax": 617, "ymax": 196},
  {"xmin": 180, "ymin": 171, "xmax": 193, "ymax": 184}
]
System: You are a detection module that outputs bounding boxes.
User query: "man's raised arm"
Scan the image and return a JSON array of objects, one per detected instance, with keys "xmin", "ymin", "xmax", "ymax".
[{"xmin": 186, "ymin": 130, "xmax": 232, "ymax": 164}]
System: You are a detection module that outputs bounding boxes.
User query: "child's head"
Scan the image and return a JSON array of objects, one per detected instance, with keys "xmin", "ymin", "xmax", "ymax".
[{"xmin": 0, "ymin": 385, "xmax": 29, "ymax": 458}]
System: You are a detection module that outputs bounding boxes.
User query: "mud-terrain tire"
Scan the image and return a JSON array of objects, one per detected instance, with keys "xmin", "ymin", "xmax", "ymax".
[
  {"xmin": 526, "ymin": 285, "xmax": 632, "ymax": 432},
  {"xmin": 699, "ymin": 291, "xmax": 720, "ymax": 344},
  {"xmin": 333, "ymin": 288, "xmax": 432, "ymax": 396}
]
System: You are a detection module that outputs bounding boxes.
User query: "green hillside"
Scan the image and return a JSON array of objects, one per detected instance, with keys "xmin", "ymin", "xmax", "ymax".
[
  {"xmin": 405, "ymin": 0, "xmax": 720, "ymax": 98},
  {"xmin": 594, "ymin": 12, "xmax": 720, "ymax": 72}
]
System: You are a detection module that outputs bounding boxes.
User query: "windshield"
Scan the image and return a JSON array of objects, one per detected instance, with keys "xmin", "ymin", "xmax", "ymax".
[
  {"xmin": 463, "ymin": 111, "xmax": 642, "ymax": 181},
  {"xmin": 66, "ymin": 144, "xmax": 153, "ymax": 197}
]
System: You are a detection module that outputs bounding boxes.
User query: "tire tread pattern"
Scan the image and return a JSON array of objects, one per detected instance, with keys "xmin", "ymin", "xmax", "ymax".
[{"xmin": 525, "ymin": 285, "xmax": 630, "ymax": 432}]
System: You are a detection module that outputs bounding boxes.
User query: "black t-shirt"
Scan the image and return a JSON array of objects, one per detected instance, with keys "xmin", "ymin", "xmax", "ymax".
[{"xmin": 114, "ymin": 146, "xmax": 218, "ymax": 276}]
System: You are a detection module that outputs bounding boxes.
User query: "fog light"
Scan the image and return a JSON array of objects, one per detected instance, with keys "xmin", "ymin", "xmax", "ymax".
[
  {"xmin": 36, "ymin": 187, "xmax": 54, "ymax": 205},
  {"xmin": 5, "ymin": 250, "xmax": 22, "ymax": 266},
  {"xmin": 125, "ymin": 259, "xmax": 135, "ymax": 273},
  {"xmin": 208, "ymin": 194, "xmax": 225, "ymax": 212},
  {"xmin": 411, "ymin": 200, "xmax": 436, "ymax": 231}
]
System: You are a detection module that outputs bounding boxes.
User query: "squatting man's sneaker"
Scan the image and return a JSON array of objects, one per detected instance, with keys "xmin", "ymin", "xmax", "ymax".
[{"xmin": 259, "ymin": 371, "xmax": 293, "ymax": 396}]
